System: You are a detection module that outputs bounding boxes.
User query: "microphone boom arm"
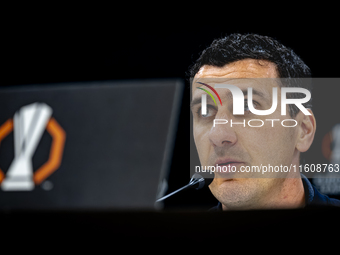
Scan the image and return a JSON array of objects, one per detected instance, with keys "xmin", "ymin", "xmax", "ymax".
[{"xmin": 156, "ymin": 174, "xmax": 208, "ymax": 202}]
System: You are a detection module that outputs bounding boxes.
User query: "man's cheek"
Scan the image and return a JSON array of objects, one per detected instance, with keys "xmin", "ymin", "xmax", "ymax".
[
  {"xmin": 253, "ymin": 126, "xmax": 294, "ymax": 163},
  {"xmin": 240, "ymin": 127, "xmax": 279, "ymax": 159},
  {"xmin": 195, "ymin": 139, "xmax": 208, "ymax": 163},
  {"xmin": 194, "ymin": 131, "xmax": 210, "ymax": 164}
]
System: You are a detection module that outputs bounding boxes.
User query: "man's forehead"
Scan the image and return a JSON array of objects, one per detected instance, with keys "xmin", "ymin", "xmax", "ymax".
[
  {"xmin": 192, "ymin": 78, "xmax": 280, "ymax": 94},
  {"xmin": 193, "ymin": 59, "xmax": 278, "ymax": 80},
  {"xmin": 192, "ymin": 60, "xmax": 279, "ymax": 94}
]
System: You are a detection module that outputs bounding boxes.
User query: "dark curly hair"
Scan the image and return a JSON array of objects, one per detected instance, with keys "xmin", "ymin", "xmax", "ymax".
[{"xmin": 188, "ymin": 33, "xmax": 312, "ymax": 117}]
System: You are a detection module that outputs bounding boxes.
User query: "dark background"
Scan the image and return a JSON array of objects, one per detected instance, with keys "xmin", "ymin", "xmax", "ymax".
[{"xmin": 2, "ymin": 12, "xmax": 340, "ymax": 210}]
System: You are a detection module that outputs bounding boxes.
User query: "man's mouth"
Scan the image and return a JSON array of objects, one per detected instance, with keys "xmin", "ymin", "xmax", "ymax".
[
  {"xmin": 213, "ymin": 158, "xmax": 244, "ymax": 177},
  {"xmin": 215, "ymin": 158, "xmax": 243, "ymax": 167},
  {"xmin": 218, "ymin": 162, "xmax": 242, "ymax": 166}
]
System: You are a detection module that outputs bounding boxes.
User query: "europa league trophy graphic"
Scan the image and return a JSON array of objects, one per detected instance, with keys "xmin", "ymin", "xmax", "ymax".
[{"xmin": 1, "ymin": 103, "xmax": 52, "ymax": 191}]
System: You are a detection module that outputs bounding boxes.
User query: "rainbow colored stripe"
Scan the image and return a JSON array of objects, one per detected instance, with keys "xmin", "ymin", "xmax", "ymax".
[{"xmin": 196, "ymin": 82, "xmax": 223, "ymax": 106}]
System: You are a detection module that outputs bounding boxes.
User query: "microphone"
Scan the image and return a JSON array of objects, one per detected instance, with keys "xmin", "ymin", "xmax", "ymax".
[{"xmin": 156, "ymin": 173, "xmax": 213, "ymax": 202}]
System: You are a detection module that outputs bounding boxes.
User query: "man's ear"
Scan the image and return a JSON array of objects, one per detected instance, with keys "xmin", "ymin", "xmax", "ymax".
[{"xmin": 296, "ymin": 109, "xmax": 316, "ymax": 153}]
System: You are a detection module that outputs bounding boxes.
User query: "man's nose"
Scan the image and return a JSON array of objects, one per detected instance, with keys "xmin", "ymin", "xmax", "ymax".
[{"xmin": 208, "ymin": 116, "xmax": 237, "ymax": 148}]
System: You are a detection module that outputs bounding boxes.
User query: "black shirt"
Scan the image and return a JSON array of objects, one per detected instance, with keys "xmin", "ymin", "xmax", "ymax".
[{"xmin": 210, "ymin": 175, "xmax": 340, "ymax": 211}]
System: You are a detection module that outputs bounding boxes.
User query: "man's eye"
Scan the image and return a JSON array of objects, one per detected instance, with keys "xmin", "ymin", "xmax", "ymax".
[
  {"xmin": 244, "ymin": 100, "xmax": 259, "ymax": 113},
  {"xmin": 197, "ymin": 105, "xmax": 216, "ymax": 118},
  {"xmin": 244, "ymin": 101, "xmax": 250, "ymax": 112}
]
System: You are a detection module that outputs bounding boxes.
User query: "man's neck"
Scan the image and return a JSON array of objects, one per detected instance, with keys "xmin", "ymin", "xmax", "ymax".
[
  {"xmin": 260, "ymin": 156, "xmax": 306, "ymax": 210},
  {"xmin": 263, "ymin": 176, "xmax": 306, "ymax": 209}
]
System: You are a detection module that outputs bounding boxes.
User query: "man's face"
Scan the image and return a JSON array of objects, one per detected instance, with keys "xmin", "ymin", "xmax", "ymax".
[{"xmin": 191, "ymin": 59, "xmax": 302, "ymax": 210}]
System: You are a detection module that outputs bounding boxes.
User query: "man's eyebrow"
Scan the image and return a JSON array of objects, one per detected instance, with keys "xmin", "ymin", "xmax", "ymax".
[
  {"xmin": 190, "ymin": 97, "xmax": 203, "ymax": 109},
  {"xmin": 224, "ymin": 88, "xmax": 268, "ymax": 101},
  {"xmin": 243, "ymin": 88, "xmax": 266, "ymax": 98},
  {"xmin": 191, "ymin": 94, "xmax": 216, "ymax": 109},
  {"xmin": 191, "ymin": 88, "xmax": 269, "ymax": 108}
]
